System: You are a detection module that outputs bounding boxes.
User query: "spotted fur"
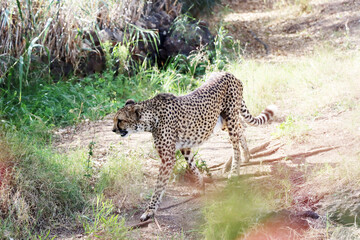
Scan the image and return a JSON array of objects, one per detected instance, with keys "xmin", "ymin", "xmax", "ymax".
[{"xmin": 112, "ymin": 72, "xmax": 275, "ymax": 221}]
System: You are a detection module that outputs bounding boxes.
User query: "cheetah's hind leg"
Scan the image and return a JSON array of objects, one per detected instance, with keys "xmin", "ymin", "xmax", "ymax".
[
  {"xmin": 180, "ymin": 148, "xmax": 205, "ymax": 196},
  {"xmin": 239, "ymin": 125, "xmax": 251, "ymax": 163},
  {"xmin": 222, "ymin": 117, "xmax": 251, "ymax": 163},
  {"xmin": 221, "ymin": 110, "xmax": 243, "ymax": 178}
]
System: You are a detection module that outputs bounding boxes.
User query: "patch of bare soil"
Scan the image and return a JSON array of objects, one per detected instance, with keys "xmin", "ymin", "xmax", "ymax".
[{"xmin": 208, "ymin": 0, "xmax": 360, "ymax": 58}]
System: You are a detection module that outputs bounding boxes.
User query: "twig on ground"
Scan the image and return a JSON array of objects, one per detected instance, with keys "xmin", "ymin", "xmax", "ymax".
[
  {"xmin": 154, "ymin": 217, "xmax": 162, "ymax": 231},
  {"xmin": 223, "ymin": 156, "xmax": 233, "ymax": 173},
  {"xmin": 209, "ymin": 162, "xmax": 225, "ymax": 169},
  {"xmin": 127, "ymin": 219, "xmax": 153, "ymax": 229},
  {"xmin": 239, "ymin": 156, "xmax": 290, "ymax": 166},
  {"xmin": 209, "ymin": 140, "xmax": 273, "ymax": 171},
  {"xmin": 209, "ymin": 167, "xmax": 223, "ymax": 172},
  {"xmin": 219, "ymin": 146, "xmax": 339, "ymax": 173},
  {"xmin": 251, "ymin": 144, "xmax": 284, "ymax": 159},
  {"xmin": 239, "ymin": 146, "xmax": 339, "ymax": 167},
  {"xmin": 158, "ymin": 196, "xmax": 199, "ymax": 211},
  {"xmin": 218, "ymin": 142, "xmax": 277, "ymax": 172},
  {"xmin": 250, "ymin": 140, "xmax": 271, "ymax": 154},
  {"xmin": 249, "ymin": 30, "xmax": 270, "ymax": 54}
]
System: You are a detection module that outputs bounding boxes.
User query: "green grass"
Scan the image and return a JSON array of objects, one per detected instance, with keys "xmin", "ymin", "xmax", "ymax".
[
  {"xmin": 95, "ymin": 151, "xmax": 144, "ymax": 208},
  {"xmin": 0, "ymin": 71, "xmax": 191, "ymax": 147},
  {"xmin": 80, "ymin": 195, "xmax": 129, "ymax": 239},
  {"xmin": 0, "ymin": 131, "xmax": 139, "ymax": 239},
  {"xmin": 202, "ymin": 178, "xmax": 280, "ymax": 240}
]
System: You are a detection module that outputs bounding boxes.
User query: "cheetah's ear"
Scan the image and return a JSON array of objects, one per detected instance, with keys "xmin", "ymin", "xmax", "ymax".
[
  {"xmin": 133, "ymin": 105, "xmax": 142, "ymax": 121},
  {"xmin": 125, "ymin": 99, "xmax": 135, "ymax": 106},
  {"xmin": 128, "ymin": 105, "xmax": 142, "ymax": 121}
]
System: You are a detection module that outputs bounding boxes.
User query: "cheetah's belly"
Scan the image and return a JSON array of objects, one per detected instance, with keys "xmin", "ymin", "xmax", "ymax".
[
  {"xmin": 175, "ymin": 141, "xmax": 200, "ymax": 150},
  {"xmin": 175, "ymin": 122, "xmax": 218, "ymax": 150}
]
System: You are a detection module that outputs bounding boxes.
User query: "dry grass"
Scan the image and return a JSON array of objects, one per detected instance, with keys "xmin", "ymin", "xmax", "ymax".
[
  {"xmin": 228, "ymin": 47, "xmax": 360, "ymax": 119},
  {"xmin": 304, "ymin": 152, "xmax": 360, "ymax": 200},
  {"xmin": 0, "ymin": 0, "xmax": 181, "ymax": 76}
]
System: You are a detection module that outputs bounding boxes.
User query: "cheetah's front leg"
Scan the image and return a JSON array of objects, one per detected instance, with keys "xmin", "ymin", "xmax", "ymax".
[{"xmin": 140, "ymin": 147, "xmax": 176, "ymax": 222}]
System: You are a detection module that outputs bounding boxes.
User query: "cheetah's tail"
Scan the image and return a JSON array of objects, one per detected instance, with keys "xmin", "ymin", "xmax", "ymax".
[{"xmin": 240, "ymin": 100, "xmax": 277, "ymax": 126}]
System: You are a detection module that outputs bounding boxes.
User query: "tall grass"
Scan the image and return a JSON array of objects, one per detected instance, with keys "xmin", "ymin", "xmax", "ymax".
[
  {"xmin": 0, "ymin": 26, "xmax": 234, "ymax": 137},
  {"xmin": 0, "ymin": 0, "xmax": 148, "ymax": 73},
  {"xmin": 0, "ymin": 0, "xmax": 185, "ymax": 84}
]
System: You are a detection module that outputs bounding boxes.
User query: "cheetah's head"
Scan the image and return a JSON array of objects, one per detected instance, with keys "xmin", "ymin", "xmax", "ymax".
[{"xmin": 112, "ymin": 99, "xmax": 143, "ymax": 137}]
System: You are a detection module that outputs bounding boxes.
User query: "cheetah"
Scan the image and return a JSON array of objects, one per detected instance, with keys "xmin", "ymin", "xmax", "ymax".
[{"xmin": 112, "ymin": 72, "xmax": 276, "ymax": 221}]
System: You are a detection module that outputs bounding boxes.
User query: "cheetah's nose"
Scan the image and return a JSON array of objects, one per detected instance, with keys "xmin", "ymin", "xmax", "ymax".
[{"xmin": 112, "ymin": 128, "xmax": 116, "ymax": 133}]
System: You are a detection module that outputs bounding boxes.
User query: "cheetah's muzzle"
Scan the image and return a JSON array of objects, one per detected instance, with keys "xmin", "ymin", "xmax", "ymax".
[{"xmin": 119, "ymin": 129, "xmax": 128, "ymax": 137}]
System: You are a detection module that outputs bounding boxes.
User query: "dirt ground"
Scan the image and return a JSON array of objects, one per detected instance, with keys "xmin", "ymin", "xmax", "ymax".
[
  {"xmin": 210, "ymin": 0, "xmax": 360, "ymax": 58},
  {"xmin": 54, "ymin": 108, "xmax": 360, "ymax": 239},
  {"xmin": 54, "ymin": 0, "xmax": 360, "ymax": 239}
]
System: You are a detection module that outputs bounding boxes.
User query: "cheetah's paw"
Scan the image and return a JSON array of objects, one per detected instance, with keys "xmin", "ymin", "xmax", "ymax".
[
  {"xmin": 227, "ymin": 172, "xmax": 239, "ymax": 179},
  {"xmin": 140, "ymin": 209, "xmax": 155, "ymax": 222},
  {"xmin": 191, "ymin": 189, "xmax": 204, "ymax": 197},
  {"xmin": 243, "ymin": 152, "xmax": 251, "ymax": 163}
]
